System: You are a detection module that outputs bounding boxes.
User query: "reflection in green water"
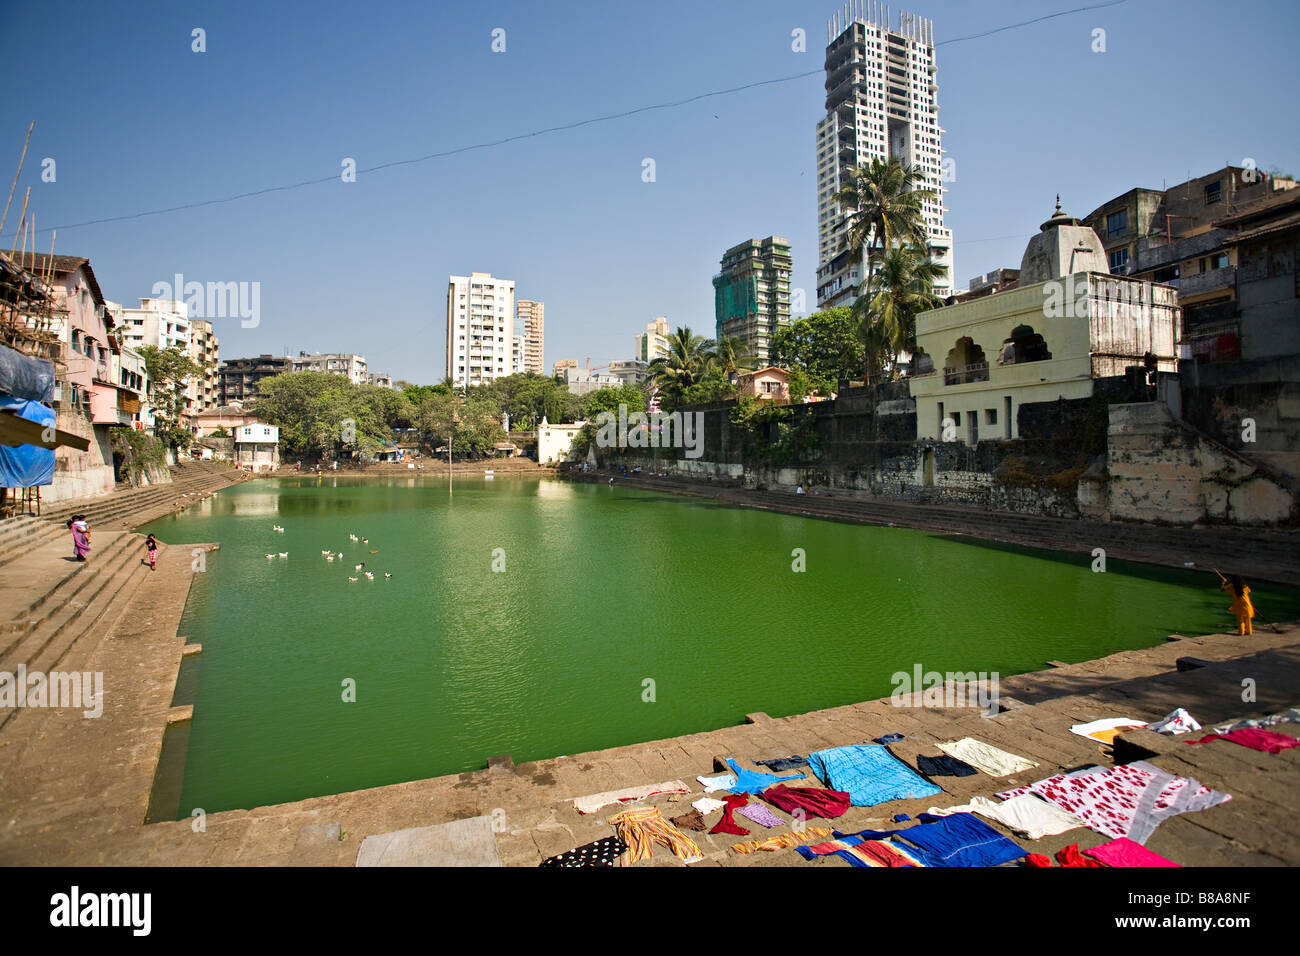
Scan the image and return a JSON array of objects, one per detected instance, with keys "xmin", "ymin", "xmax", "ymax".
[{"xmin": 151, "ymin": 476, "xmax": 1300, "ymax": 815}]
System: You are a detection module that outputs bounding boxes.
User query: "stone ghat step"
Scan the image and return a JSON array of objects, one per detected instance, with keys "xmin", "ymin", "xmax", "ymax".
[
  {"xmin": 0, "ymin": 474, "xmax": 234, "ymax": 573},
  {"xmin": 0, "ymin": 538, "xmax": 159, "ymax": 734},
  {"xmin": 0, "ymin": 532, "xmax": 137, "ymax": 644},
  {"xmin": 38, "ymin": 472, "xmax": 234, "ymax": 525}
]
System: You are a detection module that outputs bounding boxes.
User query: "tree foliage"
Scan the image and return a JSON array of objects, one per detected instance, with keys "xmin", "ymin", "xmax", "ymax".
[
  {"xmin": 857, "ymin": 244, "xmax": 947, "ymax": 381},
  {"xmin": 770, "ymin": 307, "xmax": 863, "ymax": 396},
  {"xmin": 139, "ymin": 345, "xmax": 204, "ymax": 450},
  {"xmin": 253, "ymin": 372, "xmax": 416, "ymax": 459}
]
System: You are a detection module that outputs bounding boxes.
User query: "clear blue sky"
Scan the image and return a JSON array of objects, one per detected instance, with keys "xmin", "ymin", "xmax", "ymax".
[{"xmin": 2, "ymin": 0, "xmax": 1296, "ymax": 384}]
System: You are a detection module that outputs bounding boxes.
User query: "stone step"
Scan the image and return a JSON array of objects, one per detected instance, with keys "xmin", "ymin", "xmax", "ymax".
[
  {"xmin": 0, "ymin": 538, "xmax": 158, "ymax": 724},
  {"xmin": 0, "ymin": 533, "xmax": 138, "ymax": 648}
]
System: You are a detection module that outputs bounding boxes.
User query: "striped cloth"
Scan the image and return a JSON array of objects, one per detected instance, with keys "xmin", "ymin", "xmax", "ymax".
[
  {"xmin": 607, "ymin": 806, "xmax": 703, "ymax": 865},
  {"xmin": 796, "ymin": 834, "xmax": 927, "ymax": 867},
  {"xmin": 732, "ymin": 828, "xmax": 834, "ymax": 854}
]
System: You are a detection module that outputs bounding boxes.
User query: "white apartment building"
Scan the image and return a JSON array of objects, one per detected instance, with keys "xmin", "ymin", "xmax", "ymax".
[
  {"xmin": 115, "ymin": 297, "xmax": 209, "ymax": 430},
  {"xmin": 517, "ymin": 299, "xmax": 545, "ymax": 375},
  {"xmin": 815, "ymin": 3, "xmax": 954, "ymax": 309},
  {"xmin": 119, "ymin": 297, "xmax": 192, "ymax": 352},
  {"xmin": 634, "ymin": 316, "xmax": 671, "ymax": 364},
  {"xmin": 187, "ymin": 318, "xmax": 220, "ymax": 418},
  {"xmin": 292, "ymin": 352, "xmax": 368, "ymax": 385},
  {"xmin": 446, "ymin": 272, "xmax": 515, "ymax": 388}
]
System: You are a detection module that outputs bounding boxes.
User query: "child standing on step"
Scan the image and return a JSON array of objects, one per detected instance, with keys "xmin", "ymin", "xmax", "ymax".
[{"xmin": 145, "ymin": 534, "xmax": 158, "ymax": 572}]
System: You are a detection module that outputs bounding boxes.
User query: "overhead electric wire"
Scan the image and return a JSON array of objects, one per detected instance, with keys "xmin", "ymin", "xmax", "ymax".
[{"xmin": 41, "ymin": 0, "xmax": 1131, "ymax": 234}]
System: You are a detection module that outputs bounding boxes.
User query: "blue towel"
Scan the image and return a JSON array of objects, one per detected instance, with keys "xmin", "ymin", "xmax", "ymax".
[
  {"xmin": 805, "ymin": 745, "xmax": 942, "ymax": 807},
  {"xmin": 831, "ymin": 813, "xmax": 1028, "ymax": 867},
  {"xmin": 892, "ymin": 813, "xmax": 1027, "ymax": 867}
]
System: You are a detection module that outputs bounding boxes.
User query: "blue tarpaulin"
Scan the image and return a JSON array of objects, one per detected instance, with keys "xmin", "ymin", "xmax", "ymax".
[
  {"xmin": 0, "ymin": 343, "xmax": 55, "ymax": 402},
  {"xmin": 0, "ymin": 397, "xmax": 56, "ymax": 487}
]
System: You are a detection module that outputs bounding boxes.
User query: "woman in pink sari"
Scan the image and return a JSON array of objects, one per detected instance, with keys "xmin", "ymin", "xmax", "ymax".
[{"xmin": 68, "ymin": 514, "xmax": 90, "ymax": 561}]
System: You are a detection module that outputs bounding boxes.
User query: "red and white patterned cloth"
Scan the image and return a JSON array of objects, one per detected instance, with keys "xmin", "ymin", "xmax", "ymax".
[{"xmin": 997, "ymin": 760, "xmax": 1230, "ymax": 844}]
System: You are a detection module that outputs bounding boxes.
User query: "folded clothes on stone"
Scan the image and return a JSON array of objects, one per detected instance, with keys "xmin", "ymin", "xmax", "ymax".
[
  {"xmin": 725, "ymin": 758, "xmax": 806, "ymax": 794},
  {"xmin": 917, "ymin": 753, "xmax": 978, "ymax": 777},
  {"xmin": 998, "ymin": 760, "xmax": 1231, "ymax": 844},
  {"xmin": 755, "ymin": 755, "xmax": 808, "ymax": 772},
  {"xmin": 795, "ymin": 834, "xmax": 926, "ymax": 867},
  {"xmin": 1147, "ymin": 707, "xmax": 1201, "ymax": 735},
  {"xmin": 892, "ymin": 812, "xmax": 1029, "ymax": 867},
  {"xmin": 608, "ymin": 806, "xmax": 703, "ymax": 865},
  {"xmin": 1054, "ymin": 843, "xmax": 1104, "ymax": 867},
  {"xmin": 571, "ymin": 779, "xmax": 691, "ymax": 814},
  {"xmin": 1187, "ymin": 727, "xmax": 1300, "ymax": 754},
  {"xmin": 935, "ymin": 737, "xmax": 1038, "ymax": 776},
  {"xmin": 1070, "ymin": 717, "xmax": 1148, "ymax": 744},
  {"xmin": 761, "ymin": 783, "xmax": 852, "ymax": 819},
  {"xmin": 540, "ymin": 835, "xmax": 629, "ymax": 867},
  {"xmin": 1211, "ymin": 707, "xmax": 1300, "ymax": 735},
  {"xmin": 925, "ymin": 793, "xmax": 1086, "ymax": 840},
  {"xmin": 697, "ymin": 772, "xmax": 737, "ymax": 793},
  {"xmin": 736, "ymin": 802, "xmax": 786, "ymax": 829},
  {"xmin": 732, "ymin": 828, "xmax": 834, "ymax": 854},
  {"xmin": 805, "ymin": 745, "xmax": 941, "ymax": 806},
  {"xmin": 709, "ymin": 793, "xmax": 751, "ymax": 836},
  {"xmin": 823, "ymin": 813, "xmax": 1028, "ymax": 868},
  {"xmin": 1083, "ymin": 837, "xmax": 1180, "ymax": 867},
  {"xmin": 670, "ymin": 809, "xmax": 707, "ymax": 832}
]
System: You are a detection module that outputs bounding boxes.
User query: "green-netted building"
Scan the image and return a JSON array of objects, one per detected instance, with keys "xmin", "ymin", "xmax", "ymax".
[{"xmin": 712, "ymin": 237, "xmax": 792, "ymax": 367}]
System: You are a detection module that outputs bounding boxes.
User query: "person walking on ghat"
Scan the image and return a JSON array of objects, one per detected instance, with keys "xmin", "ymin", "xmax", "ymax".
[
  {"xmin": 68, "ymin": 514, "xmax": 90, "ymax": 561},
  {"xmin": 145, "ymin": 534, "xmax": 159, "ymax": 572},
  {"xmin": 1217, "ymin": 570, "xmax": 1254, "ymax": 635}
]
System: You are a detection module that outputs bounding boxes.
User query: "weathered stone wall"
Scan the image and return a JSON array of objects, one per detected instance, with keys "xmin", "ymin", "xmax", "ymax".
[
  {"xmin": 1180, "ymin": 356, "xmax": 1300, "ymax": 486},
  {"xmin": 48, "ymin": 412, "xmax": 115, "ymax": 502},
  {"xmin": 1106, "ymin": 402, "xmax": 1294, "ymax": 526},
  {"xmin": 587, "ymin": 383, "xmax": 1296, "ymax": 526}
]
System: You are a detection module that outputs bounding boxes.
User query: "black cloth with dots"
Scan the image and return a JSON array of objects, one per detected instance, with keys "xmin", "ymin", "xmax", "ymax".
[{"xmin": 539, "ymin": 835, "xmax": 628, "ymax": 867}]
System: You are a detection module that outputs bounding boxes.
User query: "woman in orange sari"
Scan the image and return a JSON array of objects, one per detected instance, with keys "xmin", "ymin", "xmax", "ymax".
[{"xmin": 1221, "ymin": 574, "xmax": 1254, "ymax": 635}]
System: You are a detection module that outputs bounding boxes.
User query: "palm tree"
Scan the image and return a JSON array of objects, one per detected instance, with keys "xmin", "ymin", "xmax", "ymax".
[
  {"xmin": 835, "ymin": 157, "xmax": 936, "ymax": 290},
  {"xmin": 713, "ymin": 335, "xmax": 754, "ymax": 377},
  {"xmin": 646, "ymin": 327, "xmax": 716, "ymax": 407},
  {"xmin": 856, "ymin": 244, "xmax": 947, "ymax": 381}
]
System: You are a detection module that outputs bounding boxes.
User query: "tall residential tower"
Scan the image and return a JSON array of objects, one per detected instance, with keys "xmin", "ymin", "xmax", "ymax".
[
  {"xmin": 446, "ymin": 272, "xmax": 515, "ymax": 388},
  {"xmin": 516, "ymin": 299, "xmax": 545, "ymax": 375},
  {"xmin": 815, "ymin": 3, "xmax": 953, "ymax": 309},
  {"xmin": 713, "ymin": 237, "xmax": 792, "ymax": 366}
]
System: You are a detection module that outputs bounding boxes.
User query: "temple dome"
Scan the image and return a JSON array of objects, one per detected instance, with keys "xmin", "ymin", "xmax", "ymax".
[{"xmin": 1018, "ymin": 196, "xmax": 1110, "ymax": 284}]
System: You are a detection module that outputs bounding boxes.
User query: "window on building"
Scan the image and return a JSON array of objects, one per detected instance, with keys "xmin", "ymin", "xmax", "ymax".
[
  {"xmin": 1106, "ymin": 209, "xmax": 1128, "ymax": 239},
  {"xmin": 1205, "ymin": 180, "xmax": 1222, "ymax": 204},
  {"xmin": 1109, "ymin": 248, "xmax": 1130, "ymax": 273}
]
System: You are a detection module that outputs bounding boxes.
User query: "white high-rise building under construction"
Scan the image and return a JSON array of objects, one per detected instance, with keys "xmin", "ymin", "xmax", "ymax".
[{"xmin": 815, "ymin": 2, "xmax": 954, "ymax": 309}]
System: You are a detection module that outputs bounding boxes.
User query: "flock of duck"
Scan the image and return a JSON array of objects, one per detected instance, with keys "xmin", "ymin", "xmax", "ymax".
[{"xmin": 264, "ymin": 528, "xmax": 393, "ymax": 582}]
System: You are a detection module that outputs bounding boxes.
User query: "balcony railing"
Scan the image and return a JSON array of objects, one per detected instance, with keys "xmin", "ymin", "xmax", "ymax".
[{"xmin": 943, "ymin": 362, "xmax": 989, "ymax": 386}]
